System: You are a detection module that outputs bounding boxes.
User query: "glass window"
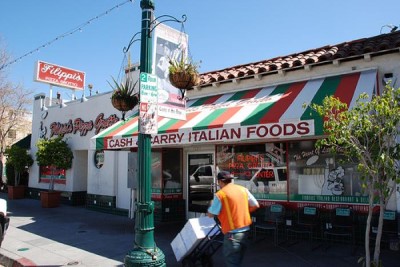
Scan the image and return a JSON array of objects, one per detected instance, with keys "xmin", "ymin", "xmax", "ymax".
[
  {"xmin": 216, "ymin": 143, "xmax": 287, "ymax": 200},
  {"xmin": 188, "ymin": 153, "xmax": 214, "ymax": 213},
  {"xmin": 39, "ymin": 166, "xmax": 66, "ymax": 185},
  {"xmin": 197, "ymin": 166, "xmax": 212, "ymax": 176},
  {"xmin": 162, "ymin": 149, "xmax": 182, "ymax": 192},
  {"xmin": 151, "ymin": 151, "xmax": 162, "ymax": 189},
  {"xmin": 288, "ymin": 140, "xmax": 368, "ymax": 204}
]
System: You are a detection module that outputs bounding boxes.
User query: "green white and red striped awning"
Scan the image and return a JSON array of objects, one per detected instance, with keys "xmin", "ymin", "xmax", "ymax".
[{"xmin": 91, "ymin": 69, "xmax": 377, "ymax": 150}]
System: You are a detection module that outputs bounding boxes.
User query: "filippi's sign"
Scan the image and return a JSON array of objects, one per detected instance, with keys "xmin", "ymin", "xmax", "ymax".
[{"xmin": 34, "ymin": 60, "xmax": 85, "ymax": 90}]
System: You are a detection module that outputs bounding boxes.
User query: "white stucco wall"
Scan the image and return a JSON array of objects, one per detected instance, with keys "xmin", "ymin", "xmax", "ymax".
[{"xmin": 29, "ymin": 90, "xmax": 136, "ymax": 195}]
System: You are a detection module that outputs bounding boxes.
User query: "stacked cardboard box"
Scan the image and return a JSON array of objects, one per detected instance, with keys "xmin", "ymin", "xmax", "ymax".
[{"xmin": 171, "ymin": 216, "xmax": 220, "ymax": 262}]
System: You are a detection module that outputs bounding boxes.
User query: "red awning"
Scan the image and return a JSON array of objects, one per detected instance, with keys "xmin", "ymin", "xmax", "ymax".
[{"xmin": 91, "ymin": 69, "xmax": 377, "ymax": 150}]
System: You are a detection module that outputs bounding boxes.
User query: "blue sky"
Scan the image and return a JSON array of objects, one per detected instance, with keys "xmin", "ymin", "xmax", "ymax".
[{"xmin": 1, "ymin": 0, "xmax": 399, "ymax": 102}]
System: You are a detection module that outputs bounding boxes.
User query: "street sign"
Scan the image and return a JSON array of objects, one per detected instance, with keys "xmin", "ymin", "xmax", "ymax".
[
  {"xmin": 140, "ymin": 72, "xmax": 158, "ymax": 103},
  {"xmin": 139, "ymin": 72, "xmax": 158, "ymax": 134}
]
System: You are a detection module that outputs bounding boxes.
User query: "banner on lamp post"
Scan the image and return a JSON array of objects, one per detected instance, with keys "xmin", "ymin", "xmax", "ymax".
[{"xmin": 152, "ymin": 23, "xmax": 187, "ymax": 120}]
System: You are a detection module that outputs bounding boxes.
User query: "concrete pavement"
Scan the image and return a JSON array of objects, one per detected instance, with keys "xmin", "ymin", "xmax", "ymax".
[{"xmin": 0, "ymin": 192, "xmax": 399, "ymax": 267}]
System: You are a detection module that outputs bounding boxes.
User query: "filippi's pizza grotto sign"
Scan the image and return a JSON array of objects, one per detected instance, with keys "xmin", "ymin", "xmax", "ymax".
[
  {"xmin": 34, "ymin": 60, "xmax": 85, "ymax": 90},
  {"xmin": 48, "ymin": 113, "xmax": 119, "ymax": 137}
]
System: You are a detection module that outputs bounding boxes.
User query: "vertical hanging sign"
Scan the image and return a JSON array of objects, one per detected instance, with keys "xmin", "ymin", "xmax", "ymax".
[
  {"xmin": 139, "ymin": 72, "xmax": 158, "ymax": 134},
  {"xmin": 152, "ymin": 23, "xmax": 187, "ymax": 120}
]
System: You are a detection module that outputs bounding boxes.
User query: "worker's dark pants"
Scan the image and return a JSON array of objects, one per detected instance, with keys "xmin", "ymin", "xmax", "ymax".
[{"xmin": 223, "ymin": 231, "xmax": 249, "ymax": 267}]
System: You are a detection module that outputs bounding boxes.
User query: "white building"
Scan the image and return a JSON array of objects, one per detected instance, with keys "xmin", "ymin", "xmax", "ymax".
[{"xmin": 28, "ymin": 30, "xmax": 400, "ymax": 223}]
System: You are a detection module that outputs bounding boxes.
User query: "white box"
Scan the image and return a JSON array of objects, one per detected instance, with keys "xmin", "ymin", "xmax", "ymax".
[
  {"xmin": 171, "ymin": 233, "xmax": 188, "ymax": 262},
  {"xmin": 171, "ymin": 217, "xmax": 219, "ymax": 262}
]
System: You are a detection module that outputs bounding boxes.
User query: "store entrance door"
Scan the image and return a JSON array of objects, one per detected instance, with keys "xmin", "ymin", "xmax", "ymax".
[{"xmin": 187, "ymin": 153, "xmax": 215, "ymax": 213}]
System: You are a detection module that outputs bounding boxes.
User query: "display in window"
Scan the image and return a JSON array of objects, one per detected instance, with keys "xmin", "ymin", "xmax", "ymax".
[
  {"xmin": 216, "ymin": 143, "xmax": 287, "ymax": 197},
  {"xmin": 265, "ymin": 143, "xmax": 285, "ymax": 165},
  {"xmin": 234, "ymin": 166, "xmax": 287, "ymax": 194},
  {"xmin": 289, "ymin": 140, "xmax": 366, "ymax": 203},
  {"xmin": 39, "ymin": 165, "xmax": 66, "ymax": 185},
  {"xmin": 321, "ymin": 165, "xmax": 345, "ymax": 196},
  {"xmin": 94, "ymin": 150, "xmax": 104, "ymax": 169},
  {"xmin": 298, "ymin": 154, "xmax": 346, "ymax": 196}
]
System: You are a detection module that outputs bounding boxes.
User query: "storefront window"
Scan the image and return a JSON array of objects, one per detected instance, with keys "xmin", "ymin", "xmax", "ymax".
[
  {"xmin": 151, "ymin": 152, "xmax": 162, "ymax": 190},
  {"xmin": 39, "ymin": 166, "xmax": 66, "ymax": 184},
  {"xmin": 288, "ymin": 140, "xmax": 368, "ymax": 204},
  {"xmin": 162, "ymin": 149, "xmax": 182, "ymax": 193},
  {"xmin": 216, "ymin": 143, "xmax": 287, "ymax": 200},
  {"xmin": 151, "ymin": 149, "xmax": 183, "ymax": 195},
  {"xmin": 187, "ymin": 153, "xmax": 214, "ymax": 212}
]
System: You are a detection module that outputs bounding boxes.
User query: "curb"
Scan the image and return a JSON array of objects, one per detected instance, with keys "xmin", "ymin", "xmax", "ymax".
[{"xmin": 0, "ymin": 250, "xmax": 37, "ymax": 267}]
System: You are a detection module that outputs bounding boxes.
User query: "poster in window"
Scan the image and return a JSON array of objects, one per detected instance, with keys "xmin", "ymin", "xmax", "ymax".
[
  {"xmin": 94, "ymin": 150, "xmax": 104, "ymax": 169},
  {"xmin": 39, "ymin": 166, "xmax": 66, "ymax": 184}
]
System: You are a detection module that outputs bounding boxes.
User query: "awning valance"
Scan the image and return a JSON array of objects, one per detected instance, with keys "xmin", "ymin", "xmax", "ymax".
[{"xmin": 91, "ymin": 69, "xmax": 377, "ymax": 150}]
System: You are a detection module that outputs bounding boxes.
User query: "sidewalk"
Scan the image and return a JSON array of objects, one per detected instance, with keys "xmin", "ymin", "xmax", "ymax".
[{"xmin": 0, "ymin": 193, "xmax": 399, "ymax": 267}]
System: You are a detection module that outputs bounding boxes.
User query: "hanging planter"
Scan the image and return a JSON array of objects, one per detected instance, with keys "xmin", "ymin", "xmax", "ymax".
[
  {"xmin": 169, "ymin": 70, "xmax": 200, "ymax": 90},
  {"xmin": 109, "ymin": 77, "xmax": 139, "ymax": 114},
  {"xmin": 168, "ymin": 55, "xmax": 200, "ymax": 98},
  {"xmin": 111, "ymin": 95, "xmax": 139, "ymax": 112}
]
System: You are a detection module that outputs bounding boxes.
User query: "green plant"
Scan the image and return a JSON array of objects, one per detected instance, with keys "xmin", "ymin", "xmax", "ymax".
[
  {"xmin": 168, "ymin": 54, "xmax": 199, "ymax": 76},
  {"xmin": 108, "ymin": 77, "xmax": 139, "ymax": 115},
  {"xmin": 168, "ymin": 55, "xmax": 200, "ymax": 92},
  {"xmin": 307, "ymin": 84, "xmax": 400, "ymax": 267},
  {"xmin": 36, "ymin": 137, "xmax": 73, "ymax": 191},
  {"xmin": 5, "ymin": 145, "xmax": 33, "ymax": 186},
  {"xmin": 5, "ymin": 162, "xmax": 15, "ymax": 187},
  {"xmin": 108, "ymin": 77, "xmax": 138, "ymax": 100}
]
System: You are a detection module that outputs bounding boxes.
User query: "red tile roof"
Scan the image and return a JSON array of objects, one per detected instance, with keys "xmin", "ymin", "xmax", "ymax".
[{"xmin": 198, "ymin": 31, "xmax": 400, "ymax": 87}]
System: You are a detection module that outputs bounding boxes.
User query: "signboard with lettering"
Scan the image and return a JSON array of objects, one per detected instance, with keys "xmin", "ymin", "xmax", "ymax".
[
  {"xmin": 34, "ymin": 60, "xmax": 85, "ymax": 90},
  {"xmin": 99, "ymin": 120, "xmax": 314, "ymax": 149},
  {"xmin": 139, "ymin": 72, "xmax": 158, "ymax": 134},
  {"xmin": 140, "ymin": 72, "xmax": 158, "ymax": 103},
  {"xmin": 45, "ymin": 113, "xmax": 119, "ymax": 138}
]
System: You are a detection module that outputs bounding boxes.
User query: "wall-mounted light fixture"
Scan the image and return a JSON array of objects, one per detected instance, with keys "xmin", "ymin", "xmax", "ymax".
[{"xmin": 382, "ymin": 72, "xmax": 397, "ymax": 86}]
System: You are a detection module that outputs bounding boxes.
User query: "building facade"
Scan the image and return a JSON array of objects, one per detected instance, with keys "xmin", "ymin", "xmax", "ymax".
[{"xmin": 28, "ymin": 31, "xmax": 400, "ymax": 223}]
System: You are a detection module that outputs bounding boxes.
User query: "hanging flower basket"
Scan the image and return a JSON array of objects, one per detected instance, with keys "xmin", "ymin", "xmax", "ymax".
[
  {"xmin": 111, "ymin": 95, "xmax": 138, "ymax": 112},
  {"xmin": 168, "ymin": 54, "xmax": 200, "ymax": 91},
  {"xmin": 109, "ymin": 77, "xmax": 139, "ymax": 112},
  {"xmin": 169, "ymin": 71, "xmax": 200, "ymax": 90}
]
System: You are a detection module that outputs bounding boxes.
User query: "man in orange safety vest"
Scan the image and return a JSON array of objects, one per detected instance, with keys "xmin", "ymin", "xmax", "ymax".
[{"xmin": 207, "ymin": 171, "xmax": 259, "ymax": 267}]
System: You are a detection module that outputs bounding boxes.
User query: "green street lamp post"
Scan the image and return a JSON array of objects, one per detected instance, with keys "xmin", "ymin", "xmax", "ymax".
[{"xmin": 124, "ymin": 0, "xmax": 166, "ymax": 266}]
